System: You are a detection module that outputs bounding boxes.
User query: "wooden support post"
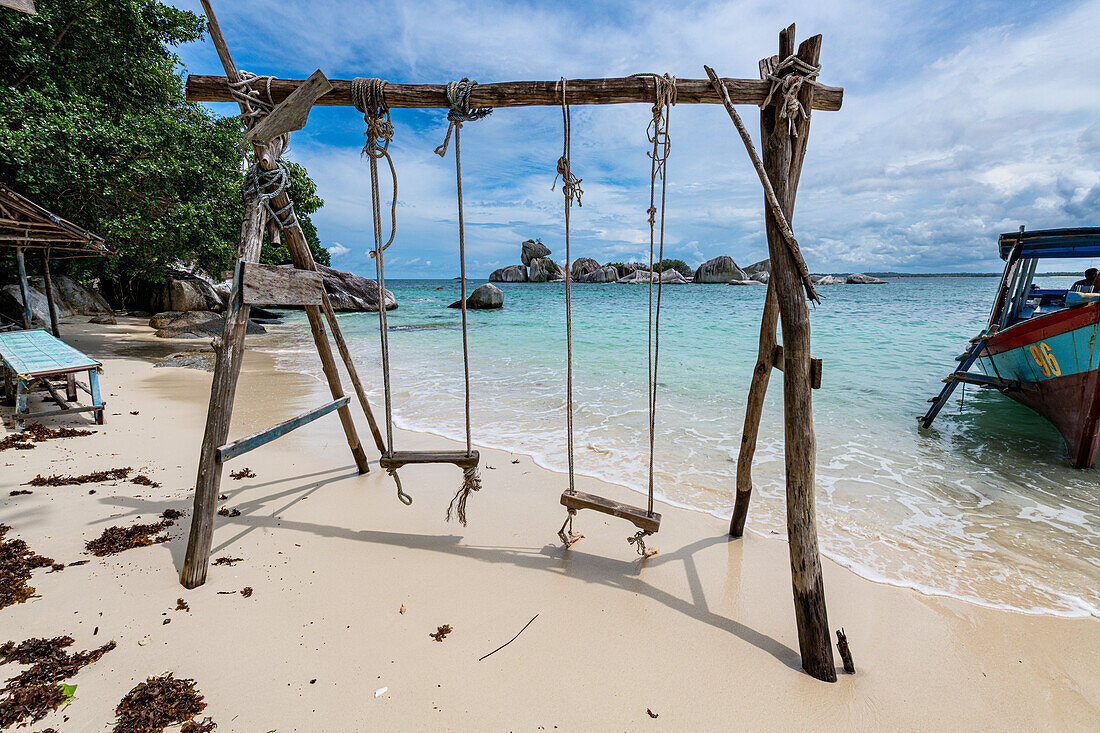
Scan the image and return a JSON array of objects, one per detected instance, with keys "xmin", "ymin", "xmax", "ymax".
[
  {"xmin": 731, "ymin": 282, "xmax": 778, "ymax": 536},
  {"xmin": 759, "ymin": 26, "xmax": 835, "ymax": 682},
  {"xmin": 14, "ymin": 377, "xmax": 27, "ymax": 428},
  {"xmin": 15, "ymin": 246, "xmax": 32, "ymax": 329},
  {"xmin": 40, "ymin": 250, "xmax": 60, "ymax": 338},
  {"xmin": 182, "ymin": 191, "xmax": 266, "ymax": 589}
]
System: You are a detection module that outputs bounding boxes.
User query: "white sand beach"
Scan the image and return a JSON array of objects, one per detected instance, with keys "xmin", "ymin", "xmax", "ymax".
[{"xmin": 2, "ymin": 319, "xmax": 1098, "ymax": 731}]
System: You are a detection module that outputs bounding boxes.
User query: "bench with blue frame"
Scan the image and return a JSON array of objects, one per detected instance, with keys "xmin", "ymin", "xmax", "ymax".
[{"xmin": 0, "ymin": 329, "xmax": 104, "ymax": 428}]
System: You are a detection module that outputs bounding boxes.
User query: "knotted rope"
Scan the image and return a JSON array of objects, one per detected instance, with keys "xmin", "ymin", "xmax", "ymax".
[
  {"xmin": 628, "ymin": 530, "xmax": 657, "ymax": 557},
  {"xmin": 242, "ymin": 157, "xmax": 297, "ymax": 230},
  {"xmin": 434, "ymin": 78, "xmax": 493, "ymax": 157},
  {"xmin": 642, "ymin": 73, "xmax": 674, "ymax": 530},
  {"xmin": 232, "ymin": 70, "xmax": 296, "ymax": 229},
  {"xmin": 760, "ymin": 55, "xmax": 821, "ymax": 135},
  {"xmin": 434, "ymin": 77, "xmax": 485, "ymax": 524},
  {"xmin": 352, "ymin": 77, "xmax": 403, "ymax": 503},
  {"xmin": 558, "ymin": 78, "xmax": 580, "ymax": 519}
]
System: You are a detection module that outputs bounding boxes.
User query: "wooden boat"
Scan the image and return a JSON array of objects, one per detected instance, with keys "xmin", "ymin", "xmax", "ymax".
[{"xmin": 922, "ymin": 227, "xmax": 1100, "ymax": 468}]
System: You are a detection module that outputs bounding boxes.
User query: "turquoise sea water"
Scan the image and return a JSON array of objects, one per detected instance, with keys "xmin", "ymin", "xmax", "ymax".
[{"xmin": 262, "ymin": 275, "xmax": 1099, "ymax": 617}]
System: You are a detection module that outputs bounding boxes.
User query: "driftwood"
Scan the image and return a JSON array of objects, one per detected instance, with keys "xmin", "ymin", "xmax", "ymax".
[
  {"xmin": 836, "ymin": 628, "xmax": 855, "ymax": 674},
  {"xmin": 187, "ymin": 74, "xmax": 843, "ymax": 111}
]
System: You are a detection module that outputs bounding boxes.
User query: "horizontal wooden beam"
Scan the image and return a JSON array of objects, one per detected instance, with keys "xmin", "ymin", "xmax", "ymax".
[
  {"xmin": 560, "ymin": 489, "xmax": 661, "ymax": 533},
  {"xmin": 217, "ymin": 396, "xmax": 350, "ymax": 462},
  {"xmin": 379, "ymin": 450, "xmax": 480, "ymax": 470},
  {"xmin": 244, "ymin": 69, "xmax": 333, "ymax": 142},
  {"xmin": 187, "ymin": 74, "xmax": 843, "ymax": 111}
]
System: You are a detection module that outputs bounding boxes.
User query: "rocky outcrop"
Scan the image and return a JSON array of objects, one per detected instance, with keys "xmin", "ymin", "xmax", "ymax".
[
  {"xmin": 521, "ymin": 240, "xmax": 551, "ymax": 266},
  {"xmin": 489, "ymin": 264, "xmax": 528, "ymax": 282},
  {"xmin": 448, "ymin": 283, "xmax": 504, "ymax": 310},
  {"xmin": 570, "ymin": 257, "xmax": 599, "ymax": 281},
  {"xmin": 316, "ymin": 264, "xmax": 398, "ymax": 311},
  {"xmin": 814, "ymin": 275, "xmax": 846, "ymax": 285},
  {"xmin": 846, "ymin": 273, "xmax": 888, "ymax": 284},
  {"xmin": 618, "ymin": 269, "xmax": 656, "ymax": 284},
  {"xmin": 529, "ymin": 257, "xmax": 563, "ymax": 282},
  {"xmin": 152, "ymin": 276, "xmax": 223, "ymax": 313},
  {"xmin": 694, "ymin": 255, "xmax": 745, "ymax": 283},
  {"xmin": 89, "ymin": 314, "xmax": 117, "ymax": 325},
  {"xmin": 660, "ymin": 269, "xmax": 689, "ymax": 284},
  {"xmin": 1, "ymin": 275, "xmax": 114, "ymax": 327},
  {"xmin": 742, "ymin": 259, "xmax": 771, "ymax": 276},
  {"xmin": 749, "ymin": 271, "xmax": 769, "ymax": 284},
  {"xmin": 149, "ymin": 310, "xmax": 266, "ymax": 339},
  {"xmin": 729, "ymin": 279, "xmax": 766, "ymax": 286},
  {"xmin": 615, "ymin": 263, "xmax": 642, "ymax": 278},
  {"xmin": 580, "ymin": 266, "xmax": 619, "ymax": 283}
]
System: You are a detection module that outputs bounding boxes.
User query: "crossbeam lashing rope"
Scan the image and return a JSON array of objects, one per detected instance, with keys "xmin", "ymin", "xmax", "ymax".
[
  {"xmin": 434, "ymin": 78, "xmax": 493, "ymax": 158},
  {"xmin": 760, "ymin": 55, "xmax": 820, "ymax": 136},
  {"xmin": 233, "ymin": 70, "xmax": 296, "ymax": 229}
]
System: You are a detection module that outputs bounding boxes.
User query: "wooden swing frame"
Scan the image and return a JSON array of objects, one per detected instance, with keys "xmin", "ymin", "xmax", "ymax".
[{"xmin": 183, "ymin": 2, "xmax": 842, "ymax": 681}]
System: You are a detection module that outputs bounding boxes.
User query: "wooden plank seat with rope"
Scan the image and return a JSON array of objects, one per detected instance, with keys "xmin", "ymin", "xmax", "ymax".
[
  {"xmin": 379, "ymin": 450, "xmax": 479, "ymax": 470},
  {"xmin": 560, "ymin": 490, "xmax": 661, "ymax": 534}
]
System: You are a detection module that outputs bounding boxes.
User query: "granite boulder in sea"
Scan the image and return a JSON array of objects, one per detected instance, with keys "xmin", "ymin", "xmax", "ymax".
[
  {"xmin": 694, "ymin": 255, "xmax": 746, "ymax": 283},
  {"xmin": 449, "ymin": 283, "xmax": 504, "ymax": 309},
  {"xmin": 488, "ymin": 264, "xmax": 528, "ymax": 282},
  {"xmin": 580, "ymin": 266, "xmax": 619, "ymax": 283},
  {"xmin": 521, "ymin": 239, "xmax": 551, "ymax": 266},
  {"xmin": 813, "ymin": 275, "xmax": 846, "ymax": 285},
  {"xmin": 570, "ymin": 257, "xmax": 600, "ymax": 281},
  {"xmin": 529, "ymin": 257, "xmax": 564, "ymax": 282},
  {"xmin": 846, "ymin": 273, "xmax": 888, "ymax": 284},
  {"xmin": 742, "ymin": 258, "xmax": 771, "ymax": 277},
  {"xmin": 660, "ymin": 269, "xmax": 690, "ymax": 284}
]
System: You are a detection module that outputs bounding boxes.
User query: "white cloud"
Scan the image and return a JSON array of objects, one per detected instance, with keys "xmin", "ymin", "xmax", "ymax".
[
  {"xmin": 173, "ymin": 0, "xmax": 1100, "ymax": 276},
  {"xmin": 326, "ymin": 242, "xmax": 351, "ymax": 257}
]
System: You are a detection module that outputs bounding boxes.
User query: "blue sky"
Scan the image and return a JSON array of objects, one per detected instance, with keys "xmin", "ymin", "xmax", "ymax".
[{"xmin": 168, "ymin": 0, "xmax": 1100, "ymax": 278}]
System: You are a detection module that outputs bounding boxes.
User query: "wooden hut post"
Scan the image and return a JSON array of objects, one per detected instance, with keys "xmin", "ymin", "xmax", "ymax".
[
  {"xmin": 40, "ymin": 250, "xmax": 60, "ymax": 338},
  {"xmin": 15, "ymin": 246, "xmax": 32, "ymax": 329},
  {"xmin": 758, "ymin": 26, "xmax": 835, "ymax": 682}
]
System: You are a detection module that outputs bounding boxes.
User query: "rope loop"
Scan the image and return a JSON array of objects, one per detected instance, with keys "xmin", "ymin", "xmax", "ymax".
[
  {"xmin": 351, "ymin": 77, "xmax": 395, "ymax": 158},
  {"xmin": 760, "ymin": 55, "xmax": 821, "ymax": 134},
  {"xmin": 434, "ymin": 78, "xmax": 493, "ymax": 157},
  {"xmin": 387, "ymin": 466, "xmax": 413, "ymax": 505},
  {"xmin": 558, "ymin": 507, "xmax": 583, "ymax": 546},
  {"xmin": 242, "ymin": 158, "xmax": 297, "ymax": 230},
  {"xmin": 352, "ymin": 77, "xmax": 399, "ymax": 258}
]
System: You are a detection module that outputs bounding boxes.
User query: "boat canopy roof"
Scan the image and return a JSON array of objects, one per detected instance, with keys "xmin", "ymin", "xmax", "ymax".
[{"xmin": 998, "ymin": 227, "xmax": 1100, "ymax": 261}]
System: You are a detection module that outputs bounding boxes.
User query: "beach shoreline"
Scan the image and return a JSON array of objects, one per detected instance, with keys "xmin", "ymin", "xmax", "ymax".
[{"xmin": 2, "ymin": 318, "xmax": 1098, "ymax": 730}]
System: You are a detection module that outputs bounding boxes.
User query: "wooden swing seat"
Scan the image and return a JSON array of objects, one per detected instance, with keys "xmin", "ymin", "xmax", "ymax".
[
  {"xmin": 379, "ymin": 450, "xmax": 479, "ymax": 470},
  {"xmin": 560, "ymin": 489, "xmax": 661, "ymax": 533}
]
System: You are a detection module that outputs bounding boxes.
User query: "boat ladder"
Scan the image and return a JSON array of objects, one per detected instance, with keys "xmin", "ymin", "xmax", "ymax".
[{"xmin": 919, "ymin": 329, "xmax": 1009, "ymax": 428}]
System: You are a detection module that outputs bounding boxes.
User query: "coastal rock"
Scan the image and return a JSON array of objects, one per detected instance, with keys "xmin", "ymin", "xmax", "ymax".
[
  {"xmin": 152, "ymin": 275, "xmax": 224, "ymax": 314},
  {"xmin": 448, "ymin": 283, "xmax": 504, "ymax": 310},
  {"xmin": 618, "ymin": 269, "xmax": 656, "ymax": 284},
  {"xmin": 54, "ymin": 276, "xmax": 112, "ymax": 315},
  {"xmin": 580, "ymin": 266, "xmax": 619, "ymax": 283},
  {"xmin": 529, "ymin": 257, "xmax": 563, "ymax": 282},
  {"xmin": 615, "ymin": 263, "xmax": 642, "ymax": 278},
  {"xmin": 520, "ymin": 239, "xmax": 551, "ymax": 266},
  {"xmin": 317, "ymin": 264, "xmax": 398, "ymax": 311},
  {"xmin": 149, "ymin": 310, "xmax": 265, "ymax": 338},
  {"xmin": 729, "ymin": 278, "xmax": 766, "ymax": 285},
  {"xmin": 750, "ymin": 271, "xmax": 769, "ymax": 283},
  {"xmin": 660, "ymin": 269, "xmax": 689, "ymax": 284},
  {"xmin": 815, "ymin": 275, "xmax": 846, "ymax": 285},
  {"xmin": 89, "ymin": 314, "xmax": 117, "ymax": 325},
  {"xmin": 1, "ymin": 284, "xmax": 57, "ymax": 325},
  {"xmin": 489, "ymin": 264, "xmax": 528, "ymax": 283},
  {"xmin": 570, "ymin": 257, "xmax": 600, "ymax": 281},
  {"xmin": 694, "ymin": 255, "xmax": 746, "ymax": 283},
  {"xmin": 742, "ymin": 259, "xmax": 771, "ymax": 276},
  {"xmin": 846, "ymin": 273, "xmax": 888, "ymax": 284}
]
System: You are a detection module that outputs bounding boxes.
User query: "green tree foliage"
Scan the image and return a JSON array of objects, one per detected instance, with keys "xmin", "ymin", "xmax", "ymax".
[
  {"xmin": 653, "ymin": 258, "xmax": 693, "ymax": 276},
  {"xmin": 0, "ymin": 0, "xmax": 328, "ymax": 282}
]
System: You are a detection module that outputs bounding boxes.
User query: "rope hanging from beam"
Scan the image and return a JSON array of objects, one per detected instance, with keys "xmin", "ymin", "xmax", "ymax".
[{"xmin": 434, "ymin": 78, "xmax": 493, "ymax": 157}]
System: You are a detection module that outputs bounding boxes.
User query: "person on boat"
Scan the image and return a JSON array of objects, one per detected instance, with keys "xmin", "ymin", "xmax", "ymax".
[{"xmin": 1071, "ymin": 268, "xmax": 1099, "ymax": 292}]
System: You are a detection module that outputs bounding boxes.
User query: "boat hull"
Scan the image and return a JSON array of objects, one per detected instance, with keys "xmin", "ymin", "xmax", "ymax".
[{"xmin": 977, "ymin": 303, "xmax": 1100, "ymax": 467}]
